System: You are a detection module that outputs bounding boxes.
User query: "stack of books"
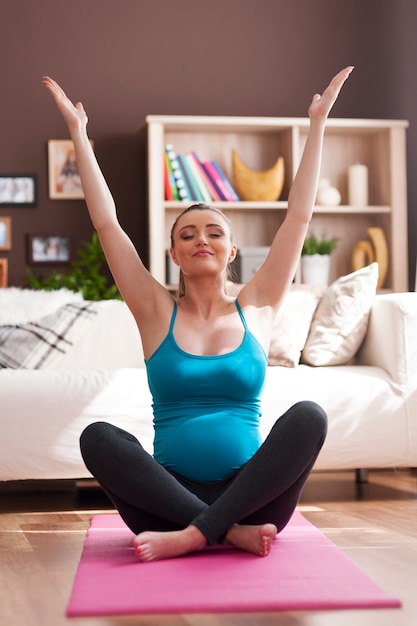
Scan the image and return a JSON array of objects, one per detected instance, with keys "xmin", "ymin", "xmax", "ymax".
[{"xmin": 164, "ymin": 144, "xmax": 240, "ymax": 202}]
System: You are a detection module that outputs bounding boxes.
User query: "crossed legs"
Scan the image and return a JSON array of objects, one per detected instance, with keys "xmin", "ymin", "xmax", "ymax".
[{"xmin": 80, "ymin": 400, "xmax": 327, "ymax": 561}]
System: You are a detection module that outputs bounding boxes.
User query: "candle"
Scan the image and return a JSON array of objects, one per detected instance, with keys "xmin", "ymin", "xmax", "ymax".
[{"xmin": 348, "ymin": 164, "xmax": 368, "ymax": 206}]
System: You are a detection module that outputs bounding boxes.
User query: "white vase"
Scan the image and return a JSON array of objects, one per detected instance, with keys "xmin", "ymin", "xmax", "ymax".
[
  {"xmin": 316, "ymin": 179, "xmax": 341, "ymax": 206},
  {"xmin": 302, "ymin": 254, "xmax": 331, "ymax": 286}
]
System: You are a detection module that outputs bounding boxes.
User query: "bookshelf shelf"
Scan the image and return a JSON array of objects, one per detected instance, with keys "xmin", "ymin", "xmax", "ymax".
[
  {"xmin": 146, "ymin": 115, "xmax": 409, "ymax": 290},
  {"xmin": 164, "ymin": 201, "xmax": 289, "ymax": 211},
  {"xmin": 165, "ymin": 202, "xmax": 392, "ymax": 214}
]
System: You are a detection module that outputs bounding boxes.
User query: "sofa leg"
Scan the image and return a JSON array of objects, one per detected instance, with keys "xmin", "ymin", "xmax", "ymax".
[{"xmin": 355, "ymin": 468, "xmax": 369, "ymax": 483}]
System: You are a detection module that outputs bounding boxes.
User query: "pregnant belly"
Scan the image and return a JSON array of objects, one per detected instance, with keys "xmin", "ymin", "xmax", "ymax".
[{"xmin": 153, "ymin": 411, "xmax": 261, "ymax": 482}]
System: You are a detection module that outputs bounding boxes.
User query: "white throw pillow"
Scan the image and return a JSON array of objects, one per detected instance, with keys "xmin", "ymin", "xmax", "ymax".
[
  {"xmin": 268, "ymin": 285, "xmax": 325, "ymax": 367},
  {"xmin": 301, "ymin": 263, "xmax": 379, "ymax": 366},
  {"xmin": 226, "ymin": 282, "xmax": 324, "ymax": 367},
  {"xmin": 0, "ymin": 287, "xmax": 84, "ymax": 325}
]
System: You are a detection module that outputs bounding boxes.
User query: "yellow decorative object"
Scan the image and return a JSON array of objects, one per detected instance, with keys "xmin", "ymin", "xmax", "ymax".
[
  {"xmin": 232, "ymin": 149, "xmax": 284, "ymax": 201},
  {"xmin": 352, "ymin": 240, "xmax": 375, "ymax": 272},
  {"xmin": 366, "ymin": 227, "xmax": 388, "ymax": 289},
  {"xmin": 351, "ymin": 227, "xmax": 388, "ymax": 289}
]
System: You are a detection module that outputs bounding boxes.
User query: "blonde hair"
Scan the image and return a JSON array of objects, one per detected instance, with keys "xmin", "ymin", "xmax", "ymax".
[{"xmin": 170, "ymin": 203, "xmax": 236, "ymax": 297}]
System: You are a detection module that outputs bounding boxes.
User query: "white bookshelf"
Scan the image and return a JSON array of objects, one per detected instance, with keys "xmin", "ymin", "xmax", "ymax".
[{"xmin": 146, "ymin": 115, "xmax": 409, "ymax": 291}]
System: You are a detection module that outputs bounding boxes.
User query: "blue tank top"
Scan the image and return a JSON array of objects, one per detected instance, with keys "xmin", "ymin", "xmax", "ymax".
[{"xmin": 145, "ymin": 300, "xmax": 268, "ymax": 481}]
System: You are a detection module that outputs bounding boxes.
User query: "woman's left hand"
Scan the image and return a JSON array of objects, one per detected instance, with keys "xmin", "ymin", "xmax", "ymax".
[{"xmin": 308, "ymin": 66, "xmax": 354, "ymax": 122}]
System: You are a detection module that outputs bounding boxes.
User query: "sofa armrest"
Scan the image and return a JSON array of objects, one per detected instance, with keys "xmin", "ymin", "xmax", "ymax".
[{"xmin": 356, "ymin": 292, "xmax": 417, "ymax": 386}]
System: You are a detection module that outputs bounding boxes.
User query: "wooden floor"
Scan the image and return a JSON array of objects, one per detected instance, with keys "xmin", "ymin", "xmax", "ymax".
[{"xmin": 1, "ymin": 469, "xmax": 416, "ymax": 626}]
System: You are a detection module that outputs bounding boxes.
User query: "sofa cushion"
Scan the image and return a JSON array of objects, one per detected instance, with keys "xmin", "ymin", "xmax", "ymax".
[
  {"xmin": 0, "ymin": 287, "xmax": 84, "ymax": 324},
  {"xmin": 301, "ymin": 263, "xmax": 379, "ymax": 366},
  {"xmin": 227, "ymin": 281, "xmax": 324, "ymax": 367},
  {"xmin": 0, "ymin": 301, "xmax": 98, "ymax": 369},
  {"xmin": 268, "ymin": 285, "xmax": 325, "ymax": 367}
]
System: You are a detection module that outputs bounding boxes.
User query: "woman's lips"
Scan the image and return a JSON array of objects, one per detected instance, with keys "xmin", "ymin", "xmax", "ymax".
[{"xmin": 193, "ymin": 250, "xmax": 213, "ymax": 257}]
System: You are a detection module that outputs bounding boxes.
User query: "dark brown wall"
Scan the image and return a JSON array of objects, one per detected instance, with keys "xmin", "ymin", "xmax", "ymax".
[{"xmin": 1, "ymin": 0, "xmax": 416, "ymax": 288}]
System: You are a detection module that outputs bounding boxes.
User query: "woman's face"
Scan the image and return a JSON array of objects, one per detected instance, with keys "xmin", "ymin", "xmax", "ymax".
[{"xmin": 170, "ymin": 209, "xmax": 236, "ymax": 277}]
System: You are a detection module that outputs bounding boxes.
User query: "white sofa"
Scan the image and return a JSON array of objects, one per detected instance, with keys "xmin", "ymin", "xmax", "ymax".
[{"xmin": 1, "ymin": 283, "xmax": 416, "ymax": 483}]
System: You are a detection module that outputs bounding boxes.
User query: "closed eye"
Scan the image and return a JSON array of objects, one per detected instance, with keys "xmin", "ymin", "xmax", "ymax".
[{"xmin": 178, "ymin": 223, "xmax": 226, "ymax": 240}]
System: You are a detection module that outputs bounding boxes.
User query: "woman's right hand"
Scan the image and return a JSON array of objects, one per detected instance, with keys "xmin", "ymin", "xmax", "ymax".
[
  {"xmin": 308, "ymin": 66, "xmax": 353, "ymax": 123},
  {"xmin": 42, "ymin": 76, "xmax": 88, "ymax": 133}
]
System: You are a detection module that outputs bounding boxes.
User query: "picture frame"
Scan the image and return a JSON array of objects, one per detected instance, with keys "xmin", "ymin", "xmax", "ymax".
[
  {"xmin": 0, "ymin": 217, "xmax": 12, "ymax": 251},
  {"xmin": 0, "ymin": 258, "xmax": 8, "ymax": 288},
  {"xmin": 27, "ymin": 235, "xmax": 71, "ymax": 266},
  {"xmin": 48, "ymin": 139, "xmax": 92, "ymax": 199},
  {"xmin": 0, "ymin": 175, "xmax": 37, "ymax": 206}
]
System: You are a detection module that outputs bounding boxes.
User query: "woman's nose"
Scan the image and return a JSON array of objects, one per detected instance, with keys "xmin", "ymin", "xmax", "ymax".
[{"xmin": 196, "ymin": 232, "xmax": 208, "ymax": 245}]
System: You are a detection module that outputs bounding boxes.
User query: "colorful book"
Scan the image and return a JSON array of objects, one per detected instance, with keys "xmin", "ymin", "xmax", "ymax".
[
  {"xmin": 201, "ymin": 161, "xmax": 228, "ymax": 201},
  {"xmin": 165, "ymin": 145, "xmax": 192, "ymax": 201},
  {"xmin": 210, "ymin": 160, "xmax": 240, "ymax": 201},
  {"xmin": 190, "ymin": 151, "xmax": 222, "ymax": 201},
  {"xmin": 202, "ymin": 160, "xmax": 235, "ymax": 201},
  {"xmin": 163, "ymin": 144, "xmax": 239, "ymax": 203},
  {"xmin": 164, "ymin": 151, "xmax": 180, "ymax": 200},
  {"xmin": 163, "ymin": 153, "xmax": 173, "ymax": 201},
  {"xmin": 184, "ymin": 153, "xmax": 212, "ymax": 202},
  {"xmin": 177, "ymin": 154, "xmax": 200, "ymax": 202}
]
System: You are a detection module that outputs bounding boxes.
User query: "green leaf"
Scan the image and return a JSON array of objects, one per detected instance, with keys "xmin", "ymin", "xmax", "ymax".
[{"xmin": 301, "ymin": 233, "xmax": 339, "ymax": 256}]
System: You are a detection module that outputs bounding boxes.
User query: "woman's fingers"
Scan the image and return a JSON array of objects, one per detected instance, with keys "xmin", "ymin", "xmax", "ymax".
[
  {"xmin": 309, "ymin": 65, "xmax": 353, "ymax": 120},
  {"xmin": 42, "ymin": 76, "xmax": 88, "ymax": 128}
]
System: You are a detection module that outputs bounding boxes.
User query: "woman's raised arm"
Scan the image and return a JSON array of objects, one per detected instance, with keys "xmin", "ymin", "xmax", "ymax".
[
  {"xmin": 240, "ymin": 66, "xmax": 354, "ymax": 310},
  {"xmin": 42, "ymin": 77, "xmax": 168, "ymax": 319}
]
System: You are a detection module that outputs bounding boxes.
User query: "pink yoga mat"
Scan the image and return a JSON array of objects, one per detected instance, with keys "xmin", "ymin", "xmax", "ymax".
[{"xmin": 67, "ymin": 511, "xmax": 401, "ymax": 616}]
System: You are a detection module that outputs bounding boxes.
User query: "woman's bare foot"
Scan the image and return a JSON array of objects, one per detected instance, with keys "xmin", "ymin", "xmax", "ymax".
[
  {"xmin": 132, "ymin": 525, "xmax": 207, "ymax": 562},
  {"xmin": 225, "ymin": 523, "xmax": 278, "ymax": 556}
]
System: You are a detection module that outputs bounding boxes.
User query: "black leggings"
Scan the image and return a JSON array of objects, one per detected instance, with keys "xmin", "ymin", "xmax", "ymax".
[{"xmin": 80, "ymin": 400, "xmax": 327, "ymax": 545}]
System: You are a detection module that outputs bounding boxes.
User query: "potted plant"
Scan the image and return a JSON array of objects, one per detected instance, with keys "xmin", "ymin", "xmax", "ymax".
[{"xmin": 301, "ymin": 233, "xmax": 339, "ymax": 286}]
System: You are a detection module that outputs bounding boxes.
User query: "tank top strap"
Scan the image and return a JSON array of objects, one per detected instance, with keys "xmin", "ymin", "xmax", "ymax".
[
  {"xmin": 235, "ymin": 298, "xmax": 249, "ymax": 330},
  {"xmin": 169, "ymin": 301, "xmax": 178, "ymax": 334}
]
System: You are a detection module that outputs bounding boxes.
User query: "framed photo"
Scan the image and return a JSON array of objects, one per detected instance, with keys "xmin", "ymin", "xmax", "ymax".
[
  {"xmin": 0, "ymin": 175, "xmax": 37, "ymax": 206},
  {"xmin": 48, "ymin": 139, "xmax": 92, "ymax": 199},
  {"xmin": 0, "ymin": 217, "xmax": 12, "ymax": 251},
  {"xmin": 0, "ymin": 258, "xmax": 8, "ymax": 288},
  {"xmin": 27, "ymin": 235, "xmax": 71, "ymax": 265}
]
